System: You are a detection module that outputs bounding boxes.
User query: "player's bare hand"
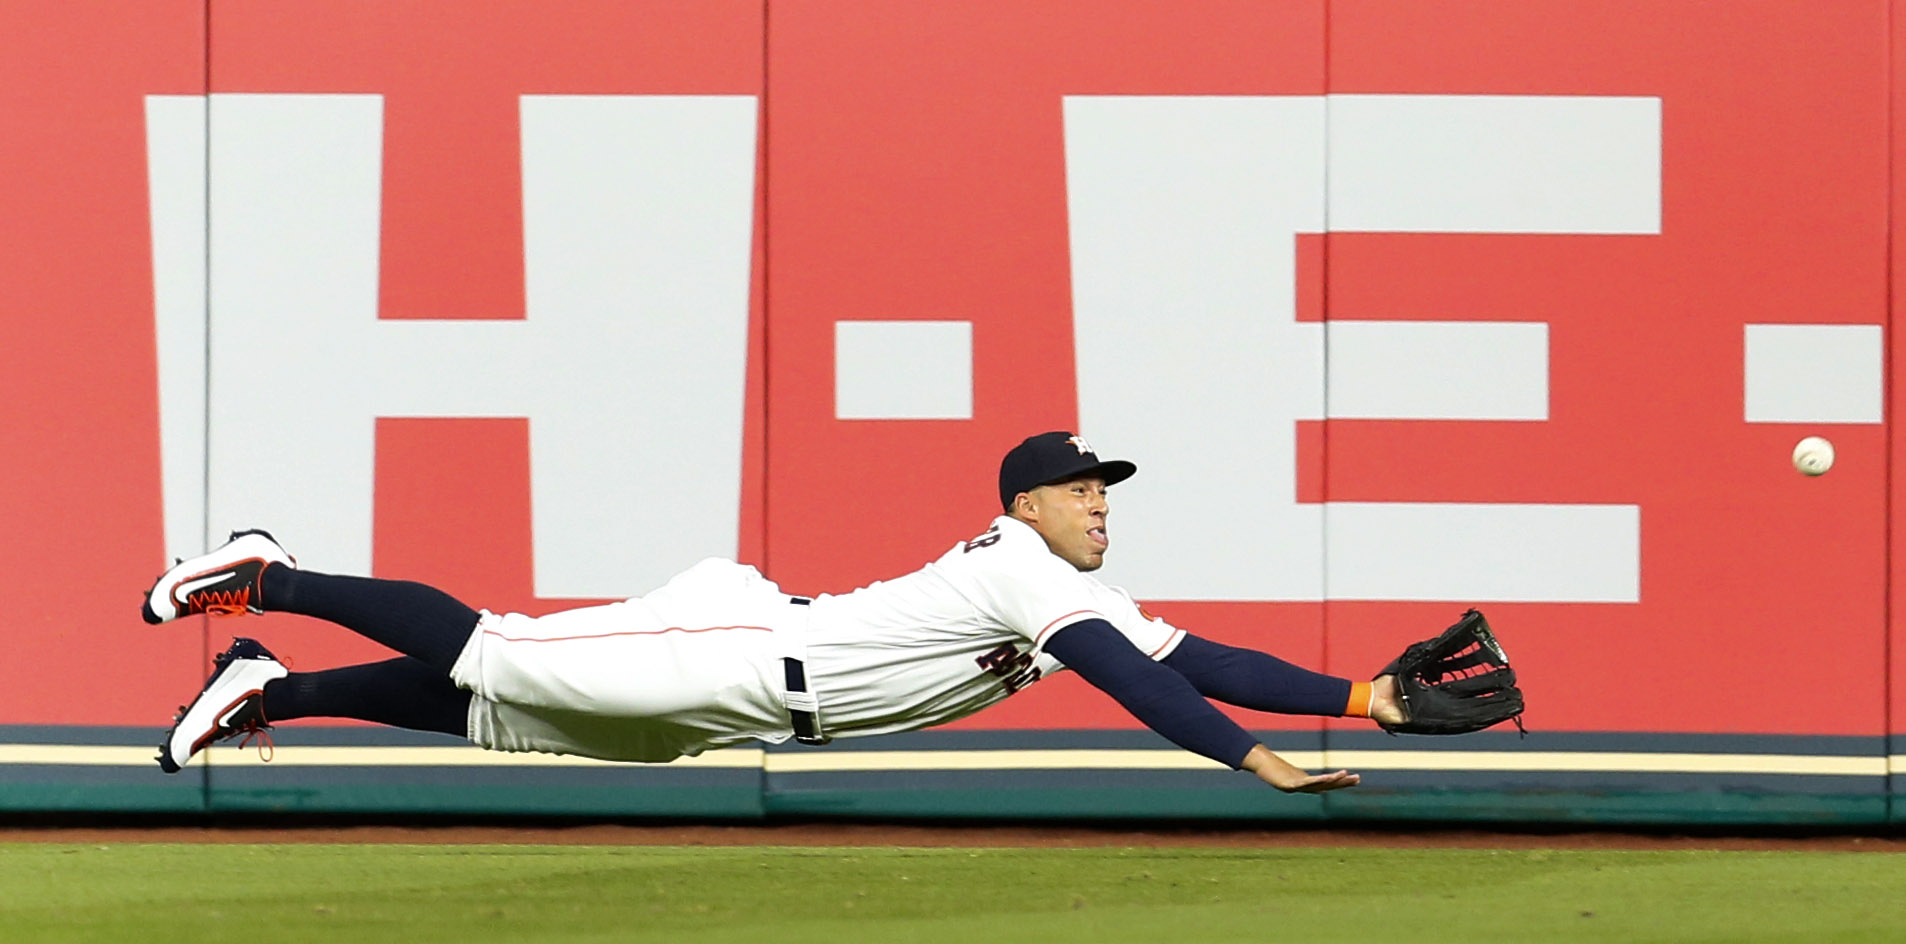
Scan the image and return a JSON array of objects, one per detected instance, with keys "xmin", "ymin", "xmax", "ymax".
[
  {"xmin": 1241, "ymin": 745, "xmax": 1361, "ymax": 793},
  {"xmin": 1269, "ymin": 768, "xmax": 1361, "ymax": 794}
]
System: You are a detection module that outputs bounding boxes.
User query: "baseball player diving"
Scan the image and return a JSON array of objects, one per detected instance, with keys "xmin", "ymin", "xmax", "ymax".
[{"xmin": 143, "ymin": 432, "xmax": 1524, "ymax": 793}]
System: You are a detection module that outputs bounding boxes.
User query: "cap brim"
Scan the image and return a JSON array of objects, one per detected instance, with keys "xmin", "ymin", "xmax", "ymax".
[{"xmin": 1040, "ymin": 459, "xmax": 1137, "ymax": 489}]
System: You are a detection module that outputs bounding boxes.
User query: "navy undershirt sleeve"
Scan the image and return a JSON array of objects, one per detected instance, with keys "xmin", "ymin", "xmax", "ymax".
[
  {"xmin": 1043, "ymin": 619, "xmax": 1260, "ymax": 770},
  {"xmin": 1161, "ymin": 633, "xmax": 1353, "ymax": 717}
]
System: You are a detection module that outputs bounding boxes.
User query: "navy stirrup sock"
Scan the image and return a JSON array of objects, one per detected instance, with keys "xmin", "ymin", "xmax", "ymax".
[
  {"xmin": 262, "ymin": 658, "xmax": 471, "ymax": 736},
  {"xmin": 259, "ymin": 566, "xmax": 479, "ymax": 674}
]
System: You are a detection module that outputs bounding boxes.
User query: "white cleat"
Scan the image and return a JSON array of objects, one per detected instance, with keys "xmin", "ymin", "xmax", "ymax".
[
  {"xmin": 157, "ymin": 637, "xmax": 287, "ymax": 774},
  {"xmin": 142, "ymin": 529, "xmax": 294, "ymax": 625}
]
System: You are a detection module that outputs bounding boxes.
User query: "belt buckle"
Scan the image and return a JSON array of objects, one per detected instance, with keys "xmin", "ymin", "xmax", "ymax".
[{"xmin": 783, "ymin": 655, "xmax": 830, "ymax": 746}]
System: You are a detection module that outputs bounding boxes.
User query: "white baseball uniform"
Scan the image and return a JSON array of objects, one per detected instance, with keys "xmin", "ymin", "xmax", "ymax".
[{"xmin": 452, "ymin": 515, "xmax": 1184, "ymax": 762}]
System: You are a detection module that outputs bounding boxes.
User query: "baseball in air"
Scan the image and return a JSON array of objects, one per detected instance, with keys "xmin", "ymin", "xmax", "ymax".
[{"xmin": 1792, "ymin": 436, "xmax": 1835, "ymax": 476}]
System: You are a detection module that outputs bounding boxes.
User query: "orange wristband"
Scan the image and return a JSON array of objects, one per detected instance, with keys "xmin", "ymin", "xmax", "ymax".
[{"xmin": 1343, "ymin": 681, "xmax": 1374, "ymax": 718}]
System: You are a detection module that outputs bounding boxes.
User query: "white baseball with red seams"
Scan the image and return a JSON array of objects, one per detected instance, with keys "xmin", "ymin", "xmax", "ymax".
[
  {"xmin": 1792, "ymin": 436, "xmax": 1835, "ymax": 476},
  {"xmin": 455, "ymin": 515, "xmax": 1183, "ymax": 762}
]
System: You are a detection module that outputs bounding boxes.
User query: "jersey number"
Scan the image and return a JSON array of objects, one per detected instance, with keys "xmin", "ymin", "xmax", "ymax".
[
  {"xmin": 975, "ymin": 643, "xmax": 1042, "ymax": 694},
  {"xmin": 962, "ymin": 524, "xmax": 1002, "ymax": 553}
]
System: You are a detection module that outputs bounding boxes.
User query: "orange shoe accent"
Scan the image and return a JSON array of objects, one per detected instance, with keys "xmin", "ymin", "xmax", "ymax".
[{"xmin": 191, "ymin": 588, "xmax": 253, "ymax": 615}]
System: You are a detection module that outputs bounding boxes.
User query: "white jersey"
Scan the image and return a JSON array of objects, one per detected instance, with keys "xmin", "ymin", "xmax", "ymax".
[
  {"xmin": 456, "ymin": 516, "xmax": 1183, "ymax": 762},
  {"xmin": 802, "ymin": 515, "xmax": 1185, "ymax": 738}
]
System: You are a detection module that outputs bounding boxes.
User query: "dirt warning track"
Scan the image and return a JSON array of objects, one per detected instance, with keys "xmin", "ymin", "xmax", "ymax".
[{"xmin": 3, "ymin": 823, "xmax": 1903, "ymax": 852}]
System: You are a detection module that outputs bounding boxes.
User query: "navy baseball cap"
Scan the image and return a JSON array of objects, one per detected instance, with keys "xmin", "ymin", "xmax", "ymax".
[{"xmin": 998, "ymin": 431, "xmax": 1138, "ymax": 511}]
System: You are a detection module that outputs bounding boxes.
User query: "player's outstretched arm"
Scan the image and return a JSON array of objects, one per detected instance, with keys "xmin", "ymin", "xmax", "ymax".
[
  {"xmin": 1161, "ymin": 633, "xmax": 1408, "ymax": 726},
  {"xmin": 1043, "ymin": 619, "xmax": 1361, "ymax": 793}
]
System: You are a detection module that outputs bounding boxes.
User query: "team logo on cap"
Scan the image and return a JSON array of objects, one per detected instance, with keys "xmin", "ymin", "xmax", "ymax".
[{"xmin": 1066, "ymin": 435, "xmax": 1093, "ymax": 455}]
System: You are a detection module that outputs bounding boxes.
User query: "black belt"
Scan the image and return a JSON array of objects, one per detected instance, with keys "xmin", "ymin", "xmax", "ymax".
[{"xmin": 783, "ymin": 596, "xmax": 829, "ymax": 745}]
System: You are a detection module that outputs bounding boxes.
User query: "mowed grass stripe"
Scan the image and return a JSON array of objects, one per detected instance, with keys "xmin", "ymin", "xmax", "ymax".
[{"xmin": 5, "ymin": 843, "xmax": 1906, "ymax": 944}]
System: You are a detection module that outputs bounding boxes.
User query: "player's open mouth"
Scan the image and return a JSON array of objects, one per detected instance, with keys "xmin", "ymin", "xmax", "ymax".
[{"xmin": 1087, "ymin": 527, "xmax": 1107, "ymax": 547}]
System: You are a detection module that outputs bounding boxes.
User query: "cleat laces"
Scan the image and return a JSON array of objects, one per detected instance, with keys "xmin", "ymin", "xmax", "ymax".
[
  {"xmin": 237, "ymin": 722, "xmax": 275, "ymax": 764},
  {"xmin": 189, "ymin": 587, "xmax": 254, "ymax": 616}
]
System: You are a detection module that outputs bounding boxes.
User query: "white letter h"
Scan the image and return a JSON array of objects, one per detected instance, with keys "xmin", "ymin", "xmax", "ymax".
[{"xmin": 147, "ymin": 93, "xmax": 759, "ymax": 597}]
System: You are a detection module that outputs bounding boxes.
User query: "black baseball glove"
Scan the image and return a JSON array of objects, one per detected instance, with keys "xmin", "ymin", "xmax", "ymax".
[{"xmin": 1376, "ymin": 609, "xmax": 1525, "ymax": 736}]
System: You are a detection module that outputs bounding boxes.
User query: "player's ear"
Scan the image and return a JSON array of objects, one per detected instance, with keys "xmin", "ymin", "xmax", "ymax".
[{"xmin": 1012, "ymin": 490, "xmax": 1037, "ymax": 520}]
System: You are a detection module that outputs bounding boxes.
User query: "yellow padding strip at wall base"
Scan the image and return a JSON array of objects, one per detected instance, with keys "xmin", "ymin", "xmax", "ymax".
[
  {"xmin": 0, "ymin": 744, "xmax": 762, "ymax": 769},
  {"xmin": 0, "ymin": 744, "xmax": 1897, "ymax": 776}
]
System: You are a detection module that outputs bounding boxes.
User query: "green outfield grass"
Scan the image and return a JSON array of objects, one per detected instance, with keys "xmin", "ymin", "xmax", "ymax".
[{"xmin": 4, "ymin": 842, "xmax": 1904, "ymax": 943}]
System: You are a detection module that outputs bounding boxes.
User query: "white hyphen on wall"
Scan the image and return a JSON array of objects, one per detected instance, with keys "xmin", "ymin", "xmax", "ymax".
[
  {"xmin": 1743, "ymin": 324, "xmax": 1883, "ymax": 424},
  {"xmin": 835, "ymin": 320, "xmax": 974, "ymax": 420}
]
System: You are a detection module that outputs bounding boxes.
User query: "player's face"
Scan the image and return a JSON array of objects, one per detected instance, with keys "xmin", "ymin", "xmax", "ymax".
[{"xmin": 1021, "ymin": 476, "xmax": 1110, "ymax": 572}]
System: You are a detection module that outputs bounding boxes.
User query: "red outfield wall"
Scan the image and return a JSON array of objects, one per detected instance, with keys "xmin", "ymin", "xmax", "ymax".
[{"xmin": 0, "ymin": 0, "xmax": 1897, "ymax": 823}]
